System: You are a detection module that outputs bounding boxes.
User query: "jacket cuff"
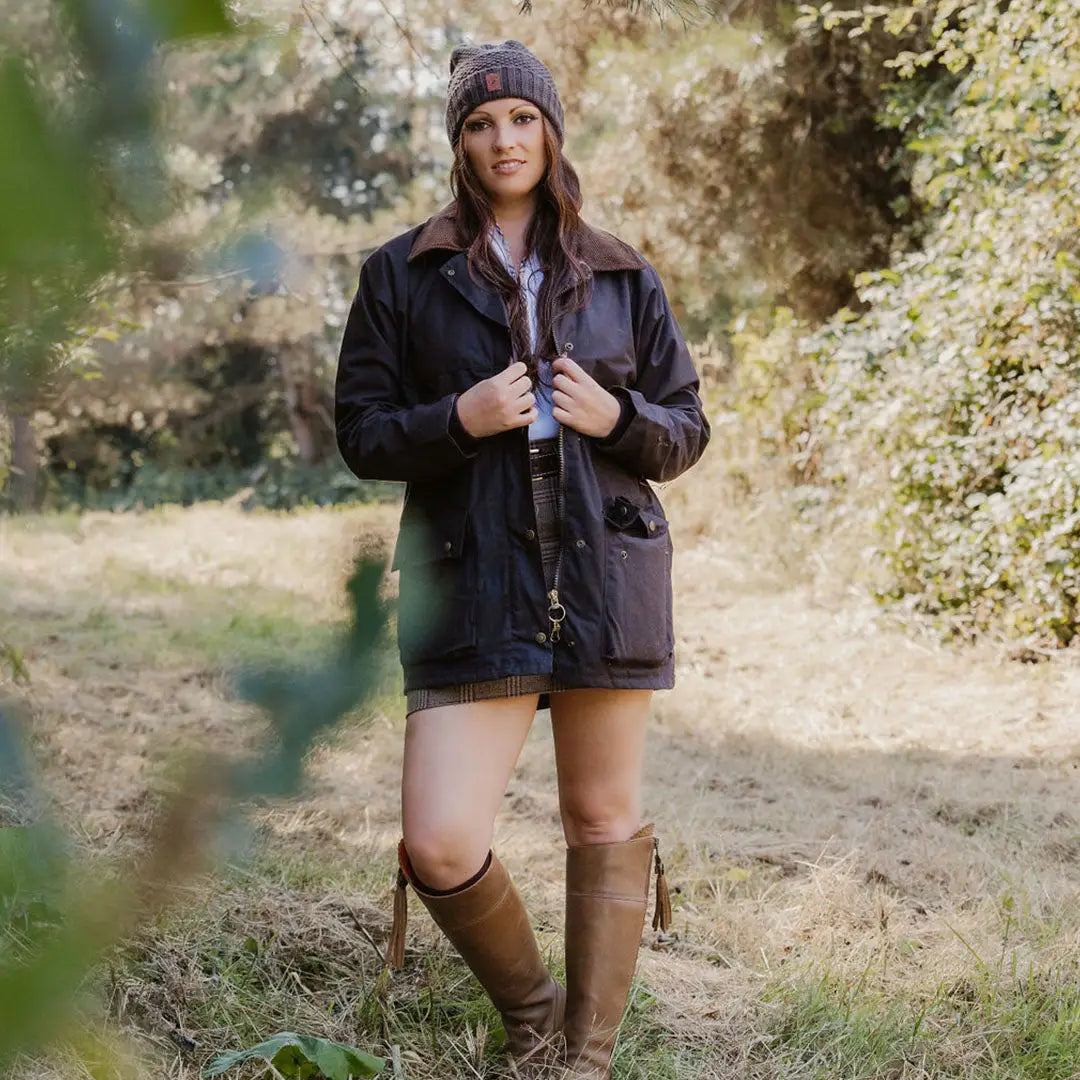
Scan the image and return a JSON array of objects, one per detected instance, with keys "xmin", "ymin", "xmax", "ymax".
[
  {"xmin": 594, "ymin": 387, "xmax": 636, "ymax": 448},
  {"xmin": 448, "ymin": 394, "xmax": 483, "ymax": 457}
]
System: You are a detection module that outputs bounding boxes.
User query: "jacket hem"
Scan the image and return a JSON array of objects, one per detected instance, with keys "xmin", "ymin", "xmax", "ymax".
[{"xmin": 403, "ymin": 655, "xmax": 674, "ymax": 694}]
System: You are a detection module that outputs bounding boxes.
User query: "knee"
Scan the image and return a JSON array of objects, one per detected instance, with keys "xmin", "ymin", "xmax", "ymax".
[
  {"xmin": 559, "ymin": 790, "xmax": 640, "ymax": 847},
  {"xmin": 402, "ymin": 822, "xmax": 490, "ymax": 892}
]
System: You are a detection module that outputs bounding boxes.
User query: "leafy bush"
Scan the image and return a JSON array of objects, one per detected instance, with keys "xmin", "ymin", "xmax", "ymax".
[{"xmin": 736, "ymin": 0, "xmax": 1080, "ymax": 647}]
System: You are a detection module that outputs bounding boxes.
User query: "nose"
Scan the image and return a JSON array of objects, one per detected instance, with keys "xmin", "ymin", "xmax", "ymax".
[{"xmin": 492, "ymin": 121, "xmax": 517, "ymax": 152}]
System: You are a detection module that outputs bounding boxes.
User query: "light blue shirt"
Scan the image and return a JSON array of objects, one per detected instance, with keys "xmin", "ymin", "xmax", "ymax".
[{"xmin": 489, "ymin": 225, "xmax": 559, "ymax": 441}]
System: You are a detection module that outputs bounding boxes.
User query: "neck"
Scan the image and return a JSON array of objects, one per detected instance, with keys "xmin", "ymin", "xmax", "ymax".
[{"xmin": 492, "ymin": 190, "xmax": 539, "ymax": 236}]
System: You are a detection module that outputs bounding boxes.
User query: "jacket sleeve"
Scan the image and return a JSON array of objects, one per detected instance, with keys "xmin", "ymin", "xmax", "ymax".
[
  {"xmin": 593, "ymin": 263, "xmax": 710, "ymax": 482},
  {"xmin": 335, "ymin": 249, "xmax": 480, "ymax": 483}
]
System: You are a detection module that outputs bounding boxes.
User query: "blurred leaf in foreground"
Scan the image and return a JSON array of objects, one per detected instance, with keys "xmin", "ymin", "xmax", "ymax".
[{"xmin": 202, "ymin": 1031, "xmax": 385, "ymax": 1079}]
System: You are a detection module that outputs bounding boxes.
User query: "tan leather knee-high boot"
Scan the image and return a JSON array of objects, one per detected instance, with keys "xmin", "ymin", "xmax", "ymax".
[
  {"xmin": 386, "ymin": 843, "xmax": 565, "ymax": 1072},
  {"xmin": 562, "ymin": 824, "xmax": 671, "ymax": 1079}
]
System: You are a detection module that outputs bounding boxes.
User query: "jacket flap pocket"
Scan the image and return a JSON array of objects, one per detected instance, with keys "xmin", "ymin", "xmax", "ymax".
[
  {"xmin": 637, "ymin": 508, "xmax": 668, "ymax": 539},
  {"xmin": 391, "ymin": 509, "xmax": 469, "ymax": 570},
  {"xmin": 603, "ymin": 496, "xmax": 668, "ymax": 539}
]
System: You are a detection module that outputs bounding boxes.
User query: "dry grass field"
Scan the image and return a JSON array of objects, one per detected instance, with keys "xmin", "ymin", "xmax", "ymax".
[{"xmin": 2, "ymin": 487, "xmax": 1079, "ymax": 1079}]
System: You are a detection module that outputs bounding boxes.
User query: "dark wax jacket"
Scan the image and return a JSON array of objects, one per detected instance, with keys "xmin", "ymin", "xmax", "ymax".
[{"xmin": 335, "ymin": 205, "xmax": 710, "ymax": 693}]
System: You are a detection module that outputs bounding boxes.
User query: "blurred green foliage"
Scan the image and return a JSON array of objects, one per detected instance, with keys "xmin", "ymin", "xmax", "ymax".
[
  {"xmin": 0, "ymin": 558, "xmax": 389, "ymax": 1072},
  {"xmin": 0, "ymin": 0, "xmax": 234, "ymax": 402},
  {"xmin": 46, "ymin": 457, "xmax": 397, "ymax": 511}
]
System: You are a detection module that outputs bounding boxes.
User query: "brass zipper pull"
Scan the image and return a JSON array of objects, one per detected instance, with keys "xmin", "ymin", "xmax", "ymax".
[{"xmin": 547, "ymin": 588, "xmax": 566, "ymax": 643}]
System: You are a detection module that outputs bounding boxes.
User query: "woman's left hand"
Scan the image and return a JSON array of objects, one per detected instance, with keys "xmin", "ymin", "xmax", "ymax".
[{"xmin": 551, "ymin": 356, "xmax": 622, "ymax": 439}]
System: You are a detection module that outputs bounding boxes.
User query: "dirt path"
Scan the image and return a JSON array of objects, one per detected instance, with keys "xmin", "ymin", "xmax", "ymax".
[{"xmin": 3, "ymin": 505, "xmax": 1079, "ymax": 1069}]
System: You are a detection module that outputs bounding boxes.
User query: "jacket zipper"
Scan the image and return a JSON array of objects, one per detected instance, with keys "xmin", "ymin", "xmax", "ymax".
[
  {"xmin": 498, "ymin": 243, "xmax": 565, "ymax": 648},
  {"xmin": 503, "ymin": 241, "xmax": 568, "ymax": 651},
  {"xmin": 547, "ymin": 331, "xmax": 568, "ymax": 645}
]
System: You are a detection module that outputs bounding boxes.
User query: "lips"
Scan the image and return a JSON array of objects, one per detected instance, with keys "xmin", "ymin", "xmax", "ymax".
[{"xmin": 492, "ymin": 159, "xmax": 525, "ymax": 174}]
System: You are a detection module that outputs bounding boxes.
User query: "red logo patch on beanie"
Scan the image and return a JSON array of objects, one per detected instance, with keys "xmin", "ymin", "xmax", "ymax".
[{"xmin": 485, "ymin": 72, "xmax": 502, "ymax": 91}]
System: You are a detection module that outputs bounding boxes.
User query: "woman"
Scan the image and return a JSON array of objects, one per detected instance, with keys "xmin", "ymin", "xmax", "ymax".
[{"xmin": 335, "ymin": 40, "xmax": 709, "ymax": 1079}]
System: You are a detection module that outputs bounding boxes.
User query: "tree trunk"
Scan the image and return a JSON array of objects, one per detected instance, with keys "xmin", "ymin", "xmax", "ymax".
[
  {"xmin": 9, "ymin": 412, "xmax": 41, "ymax": 512},
  {"xmin": 279, "ymin": 348, "xmax": 332, "ymax": 466}
]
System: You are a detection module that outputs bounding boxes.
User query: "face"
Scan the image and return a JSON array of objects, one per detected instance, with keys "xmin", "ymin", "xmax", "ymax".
[{"xmin": 461, "ymin": 97, "xmax": 548, "ymax": 205}]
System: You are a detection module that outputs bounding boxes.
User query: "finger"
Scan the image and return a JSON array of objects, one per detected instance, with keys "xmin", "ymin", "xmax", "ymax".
[
  {"xmin": 552, "ymin": 372, "xmax": 574, "ymax": 392},
  {"xmin": 552, "ymin": 389, "xmax": 571, "ymax": 409},
  {"xmin": 502, "ymin": 360, "xmax": 529, "ymax": 381},
  {"xmin": 552, "ymin": 406, "xmax": 572, "ymax": 426},
  {"xmin": 507, "ymin": 390, "xmax": 534, "ymax": 414},
  {"xmin": 552, "ymin": 355, "xmax": 583, "ymax": 380},
  {"xmin": 510, "ymin": 407, "xmax": 539, "ymax": 428}
]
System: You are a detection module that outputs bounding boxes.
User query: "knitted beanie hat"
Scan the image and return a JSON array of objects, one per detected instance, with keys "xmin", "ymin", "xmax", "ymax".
[{"xmin": 445, "ymin": 40, "xmax": 564, "ymax": 148}]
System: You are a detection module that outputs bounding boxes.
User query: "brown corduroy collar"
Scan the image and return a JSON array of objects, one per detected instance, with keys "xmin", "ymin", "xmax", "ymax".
[{"xmin": 407, "ymin": 204, "xmax": 645, "ymax": 272}]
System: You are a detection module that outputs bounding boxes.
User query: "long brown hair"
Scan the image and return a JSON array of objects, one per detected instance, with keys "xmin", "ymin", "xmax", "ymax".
[{"xmin": 450, "ymin": 117, "xmax": 592, "ymax": 383}]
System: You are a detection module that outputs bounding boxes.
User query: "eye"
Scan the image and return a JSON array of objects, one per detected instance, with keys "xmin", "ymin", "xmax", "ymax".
[
  {"xmin": 464, "ymin": 119, "xmax": 490, "ymax": 132},
  {"xmin": 514, "ymin": 113, "xmax": 539, "ymax": 124}
]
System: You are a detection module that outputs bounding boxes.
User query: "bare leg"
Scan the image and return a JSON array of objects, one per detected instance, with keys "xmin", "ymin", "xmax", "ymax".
[
  {"xmin": 551, "ymin": 688, "xmax": 654, "ymax": 1079},
  {"xmin": 401, "ymin": 693, "xmax": 539, "ymax": 889},
  {"xmin": 550, "ymin": 689, "xmax": 652, "ymax": 846},
  {"xmin": 398, "ymin": 693, "xmax": 565, "ymax": 1071}
]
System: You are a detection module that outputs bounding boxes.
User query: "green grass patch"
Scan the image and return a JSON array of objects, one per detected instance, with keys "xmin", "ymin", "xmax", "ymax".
[
  {"xmin": 4, "ymin": 572, "xmax": 347, "ymax": 674},
  {"xmin": 0, "ymin": 512, "xmax": 86, "ymax": 538},
  {"xmin": 610, "ymin": 983, "xmax": 712, "ymax": 1079},
  {"xmin": 241, "ymin": 842, "xmax": 397, "ymax": 899},
  {"xmin": 756, "ymin": 966, "xmax": 1080, "ymax": 1079},
  {"xmin": 113, "ymin": 856, "xmax": 391, "ymax": 1060}
]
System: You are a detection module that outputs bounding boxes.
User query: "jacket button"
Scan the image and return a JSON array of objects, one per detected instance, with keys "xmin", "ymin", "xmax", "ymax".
[
  {"xmin": 575, "ymin": 538, "xmax": 586, "ymax": 549},
  {"xmin": 447, "ymin": 268, "xmax": 456, "ymax": 277},
  {"xmin": 564, "ymin": 342, "xmax": 574, "ymax": 352},
  {"xmin": 535, "ymin": 631, "xmax": 547, "ymax": 644},
  {"xmin": 620, "ymin": 549, "xmax": 629, "ymax": 560},
  {"xmin": 525, "ymin": 528, "xmax": 536, "ymax": 540},
  {"xmin": 443, "ymin": 540, "xmax": 453, "ymax": 552},
  {"xmin": 648, "ymin": 521, "xmax": 657, "ymax": 532}
]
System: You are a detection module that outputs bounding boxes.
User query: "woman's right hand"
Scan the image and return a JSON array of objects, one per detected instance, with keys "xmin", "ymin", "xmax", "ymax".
[{"xmin": 455, "ymin": 361, "xmax": 537, "ymax": 438}]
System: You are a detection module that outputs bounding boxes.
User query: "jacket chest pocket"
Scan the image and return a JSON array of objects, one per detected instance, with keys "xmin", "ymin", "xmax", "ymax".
[
  {"xmin": 405, "ymin": 305, "xmax": 505, "ymax": 395},
  {"xmin": 392, "ymin": 509, "xmax": 478, "ymax": 664},
  {"xmin": 600, "ymin": 497, "xmax": 673, "ymax": 666},
  {"xmin": 558, "ymin": 312, "xmax": 636, "ymax": 390}
]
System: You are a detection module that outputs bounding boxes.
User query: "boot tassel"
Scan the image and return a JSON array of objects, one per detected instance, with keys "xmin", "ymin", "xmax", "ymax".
[
  {"xmin": 652, "ymin": 838, "xmax": 672, "ymax": 932},
  {"xmin": 385, "ymin": 842, "xmax": 410, "ymax": 968}
]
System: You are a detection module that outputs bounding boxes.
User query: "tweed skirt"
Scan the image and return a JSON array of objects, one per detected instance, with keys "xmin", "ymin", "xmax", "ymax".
[{"xmin": 405, "ymin": 437, "xmax": 569, "ymax": 716}]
